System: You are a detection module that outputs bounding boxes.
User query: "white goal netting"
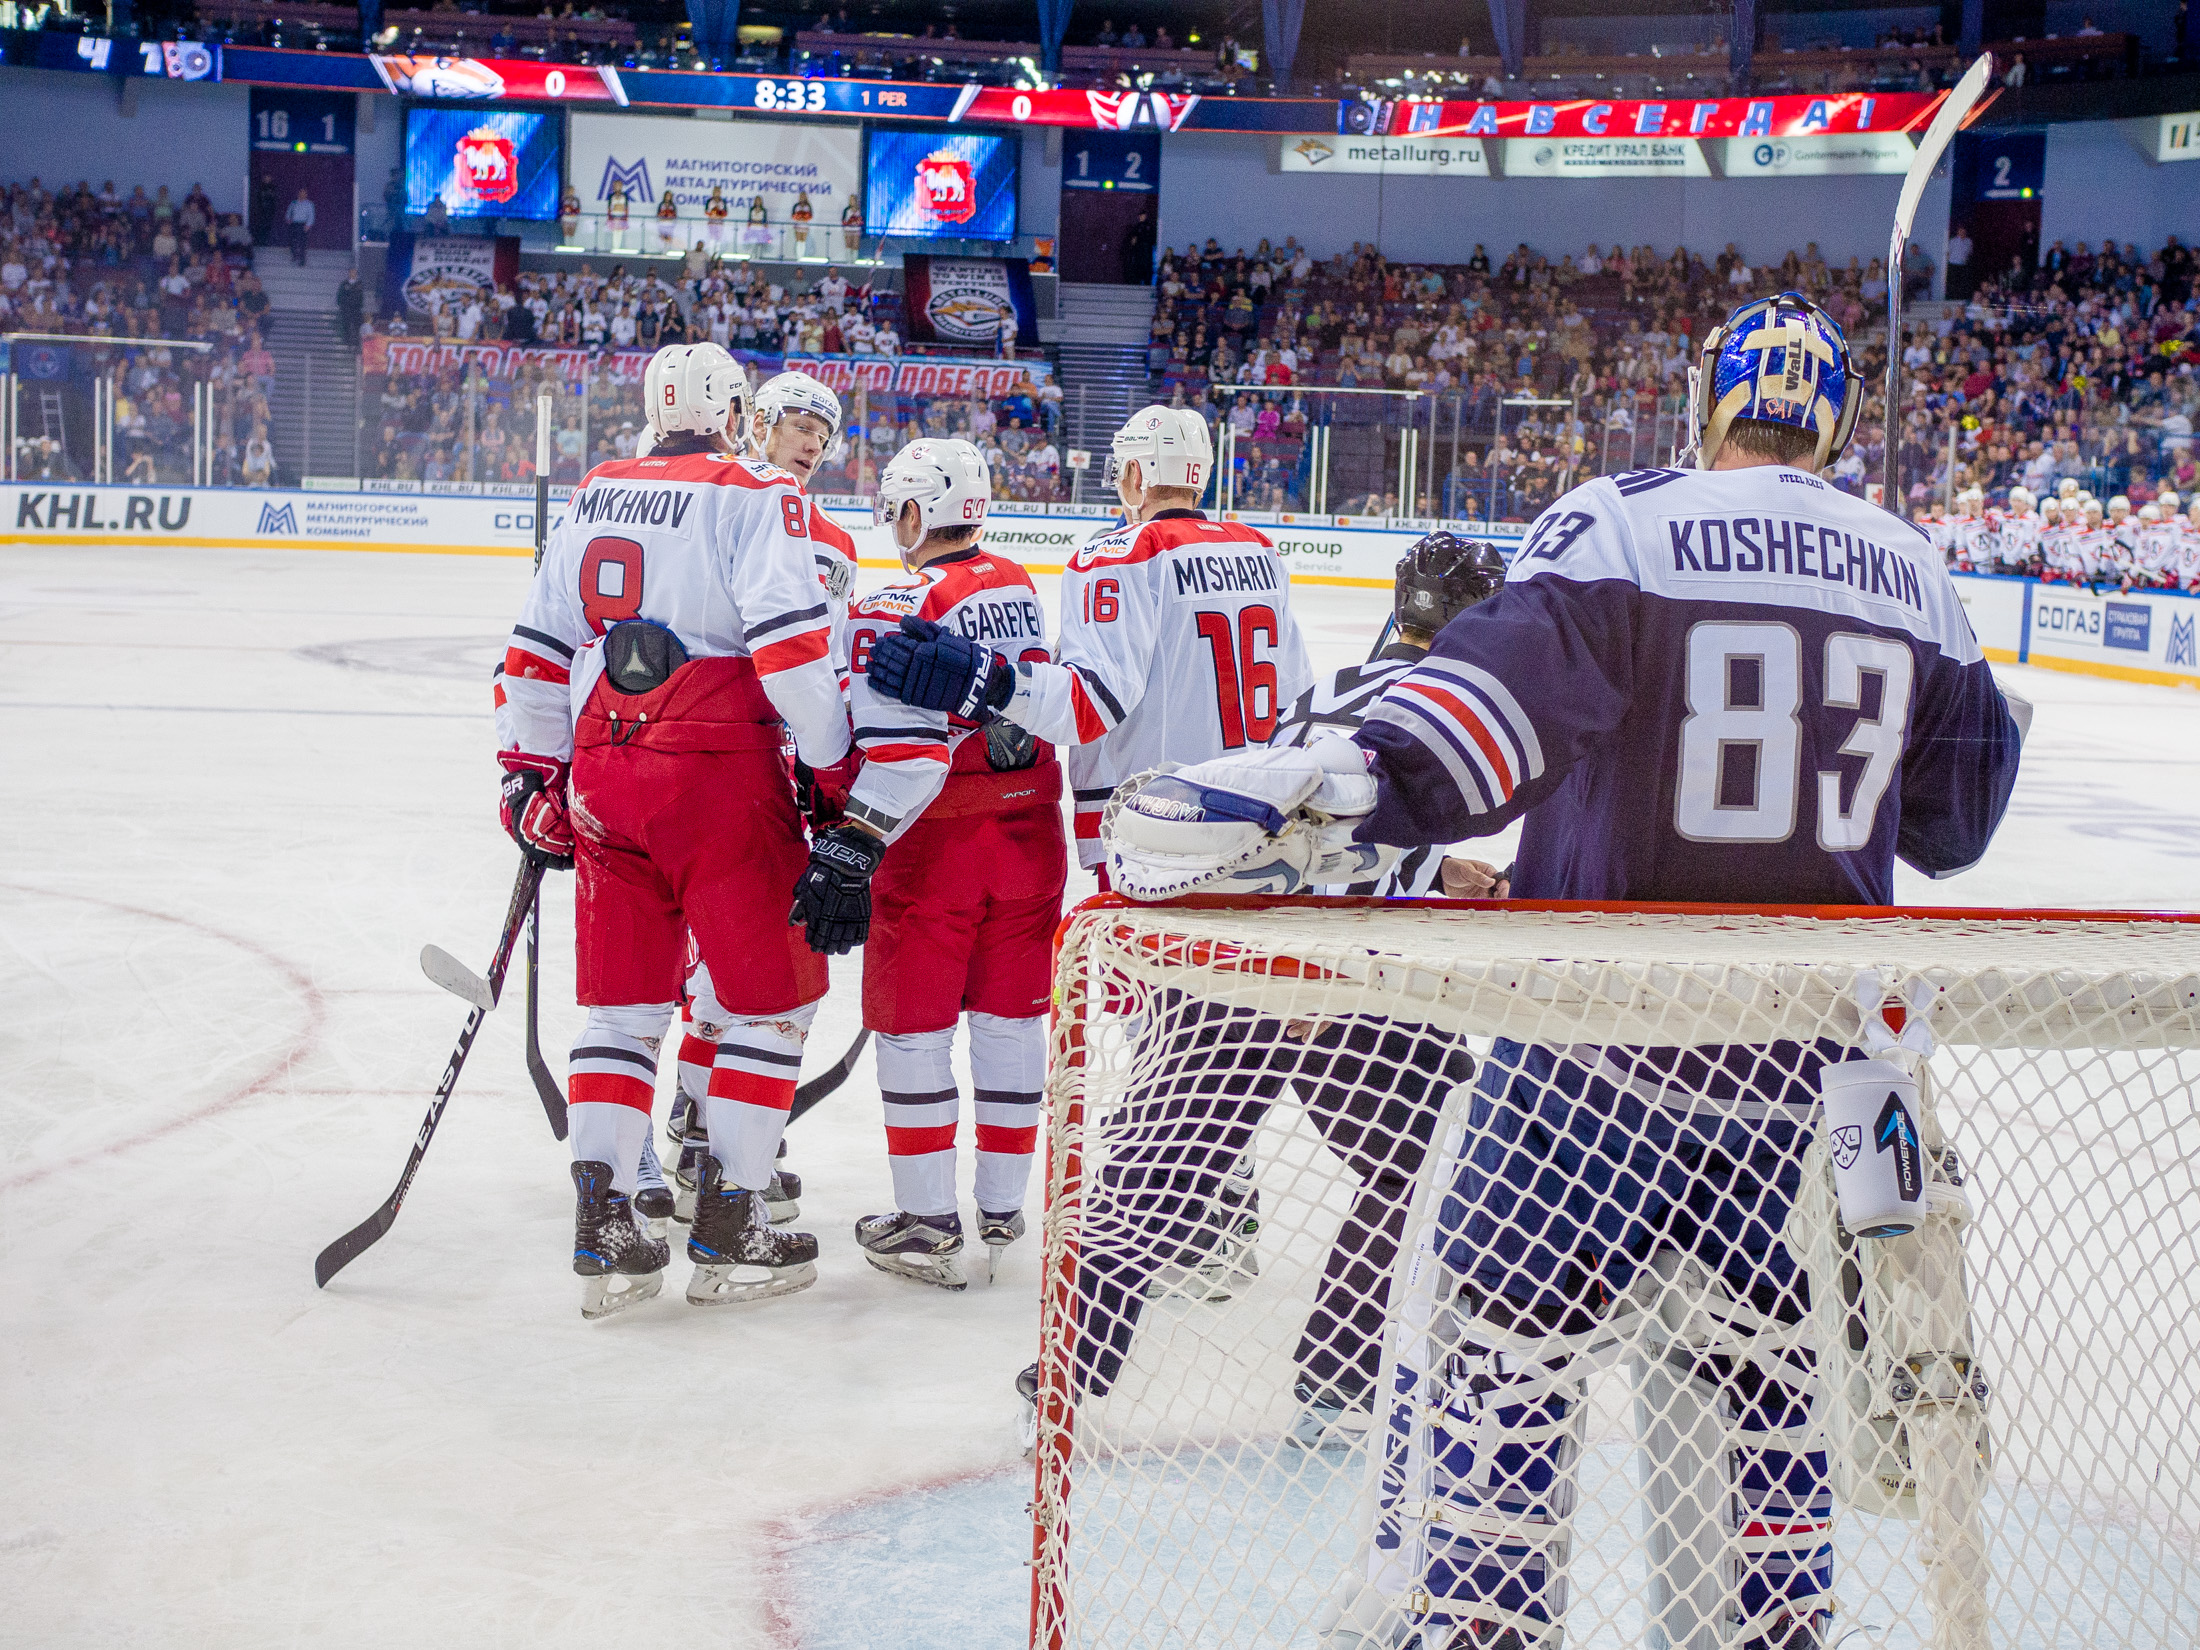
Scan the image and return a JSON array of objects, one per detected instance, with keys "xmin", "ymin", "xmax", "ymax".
[{"xmin": 1030, "ymin": 901, "xmax": 2200, "ymax": 1650}]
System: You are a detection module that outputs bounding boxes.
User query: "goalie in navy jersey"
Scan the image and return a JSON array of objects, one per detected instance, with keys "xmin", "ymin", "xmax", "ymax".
[{"xmin": 1105, "ymin": 295, "xmax": 2025, "ymax": 1650}]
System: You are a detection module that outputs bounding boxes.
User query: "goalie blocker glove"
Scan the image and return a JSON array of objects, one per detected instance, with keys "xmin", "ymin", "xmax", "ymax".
[
  {"xmin": 866, "ymin": 616, "xmax": 1014, "ymax": 722},
  {"xmin": 1104, "ymin": 736, "xmax": 1394, "ymax": 900},
  {"xmin": 497, "ymin": 751, "xmax": 575, "ymax": 870},
  {"xmin": 788, "ymin": 823, "xmax": 887, "ymax": 954}
]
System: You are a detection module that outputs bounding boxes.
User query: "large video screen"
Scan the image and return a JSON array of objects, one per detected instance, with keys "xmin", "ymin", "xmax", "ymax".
[
  {"xmin": 864, "ymin": 129, "xmax": 1018, "ymax": 241},
  {"xmin": 404, "ymin": 107, "xmax": 562, "ymax": 221}
]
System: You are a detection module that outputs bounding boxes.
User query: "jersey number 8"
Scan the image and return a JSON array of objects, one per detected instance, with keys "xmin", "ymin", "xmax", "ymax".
[{"xmin": 1675, "ymin": 620, "xmax": 1914, "ymax": 851}]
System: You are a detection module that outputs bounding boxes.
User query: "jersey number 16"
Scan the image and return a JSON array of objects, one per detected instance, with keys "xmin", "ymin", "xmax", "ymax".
[{"xmin": 1195, "ymin": 605, "xmax": 1281, "ymax": 749}]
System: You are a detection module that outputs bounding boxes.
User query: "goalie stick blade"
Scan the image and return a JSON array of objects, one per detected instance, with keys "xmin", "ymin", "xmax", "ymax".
[
  {"xmin": 421, "ymin": 944, "xmax": 496, "ymax": 1012},
  {"xmin": 787, "ymin": 1028, "xmax": 872, "ymax": 1125}
]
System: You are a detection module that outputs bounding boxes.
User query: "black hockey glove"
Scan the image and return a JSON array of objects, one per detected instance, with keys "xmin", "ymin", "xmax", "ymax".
[
  {"xmin": 788, "ymin": 823, "xmax": 887, "ymax": 955},
  {"xmin": 866, "ymin": 616, "xmax": 1014, "ymax": 719}
]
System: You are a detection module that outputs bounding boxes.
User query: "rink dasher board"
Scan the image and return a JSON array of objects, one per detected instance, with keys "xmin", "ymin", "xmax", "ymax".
[
  {"xmin": 0, "ymin": 483, "xmax": 1520, "ymax": 588},
  {"xmin": 1954, "ymin": 571, "xmax": 2200, "ymax": 692}
]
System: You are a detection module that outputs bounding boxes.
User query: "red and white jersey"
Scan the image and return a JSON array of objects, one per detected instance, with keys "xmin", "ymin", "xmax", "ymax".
[
  {"xmin": 2177, "ymin": 523, "xmax": 2200, "ymax": 589},
  {"xmin": 841, "ymin": 547, "xmax": 1052, "ymax": 837},
  {"xmin": 997, "ymin": 508, "xmax": 1315, "ymax": 867},
  {"xmin": 495, "ymin": 449, "xmax": 851, "ymax": 769},
  {"xmin": 2135, "ymin": 522, "xmax": 2180, "ymax": 584},
  {"xmin": 1994, "ymin": 509, "xmax": 2041, "ymax": 571},
  {"xmin": 2038, "ymin": 521, "xmax": 2081, "ymax": 577},
  {"xmin": 2070, "ymin": 525, "xmax": 2117, "ymax": 580}
]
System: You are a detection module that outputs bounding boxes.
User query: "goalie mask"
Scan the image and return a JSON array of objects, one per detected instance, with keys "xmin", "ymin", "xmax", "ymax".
[
  {"xmin": 874, "ymin": 438, "xmax": 991, "ymax": 558},
  {"xmin": 643, "ymin": 343, "xmax": 750, "ymax": 444},
  {"xmin": 1685, "ymin": 292, "xmax": 1862, "ymax": 474},
  {"xmin": 1394, "ymin": 532, "xmax": 1506, "ymax": 635},
  {"xmin": 1106, "ymin": 404, "xmax": 1213, "ymax": 496}
]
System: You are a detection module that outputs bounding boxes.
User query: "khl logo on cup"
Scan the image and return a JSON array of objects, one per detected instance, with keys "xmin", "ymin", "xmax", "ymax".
[{"xmin": 1829, "ymin": 1124, "xmax": 1864, "ymax": 1171}]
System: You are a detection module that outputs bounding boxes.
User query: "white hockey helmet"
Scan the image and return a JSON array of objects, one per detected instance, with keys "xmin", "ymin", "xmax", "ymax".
[
  {"xmin": 643, "ymin": 343, "xmax": 750, "ymax": 442},
  {"xmin": 2083, "ymin": 499, "xmax": 2105, "ymax": 521},
  {"xmin": 2108, "ymin": 495, "xmax": 2132, "ymax": 517},
  {"xmin": 1108, "ymin": 403, "xmax": 1214, "ymax": 494},
  {"xmin": 2158, "ymin": 489, "xmax": 2181, "ymax": 511},
  {"xmin": 2057, "ymin": 477, "xmax": 2080, "ymax": 499},
  {"xmin": 874, "ymin": 438, "xmax": 990, "ymax": 537},
  {"xmin": 2140, "ymin": 503, "xmax": 2163, "ymax": 523},
  {"xmin": 753, "ymin": 370, "xmax": 843, "ymax": 447},
  {"xmin": 2007, "ymin": 485, "xmax": 2034, "ymax": 511}
]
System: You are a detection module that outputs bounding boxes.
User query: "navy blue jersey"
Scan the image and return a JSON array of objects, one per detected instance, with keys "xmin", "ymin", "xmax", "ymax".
[{"xmin": 1351, "ymin": 465, "xmax": 2022, "ymax": 905}]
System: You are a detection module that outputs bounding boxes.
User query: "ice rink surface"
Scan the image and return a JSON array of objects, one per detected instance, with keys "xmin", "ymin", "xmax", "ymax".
[{"xmin": 3, "ymin": 542, "xmax": 2199, "ymax": 1649}]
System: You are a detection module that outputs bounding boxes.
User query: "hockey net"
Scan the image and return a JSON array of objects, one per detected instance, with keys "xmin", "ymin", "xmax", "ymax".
[{"xmin": 1031, "ymin": 898, "xmax": 2200, "ymax": 1650}]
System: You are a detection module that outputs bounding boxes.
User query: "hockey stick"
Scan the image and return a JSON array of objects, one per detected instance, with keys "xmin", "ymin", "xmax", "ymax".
[
  {"xmin": 315, "ymin": 858, "xmax": 543, "ymax": 1288},
  {"xmin": 788, "ymin": 1028, "xmax": 872, "ymax": 1124},
  {"xmin": 524, "ymin": 892, "xmax": 569, "ymax": 1139},
  {"xmin": 1364, "ymin": 614, "xmax": 1397, "ymax": 663},
  {"xmin": 1884, "ymin": 52, "xmax": 1995, "ymax": 516}
]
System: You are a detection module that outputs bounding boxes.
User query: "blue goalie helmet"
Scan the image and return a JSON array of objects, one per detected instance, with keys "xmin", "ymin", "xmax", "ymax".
[{"xmin": 1686, "ymin": 292, "xmax": 1863, "ymax": 474}]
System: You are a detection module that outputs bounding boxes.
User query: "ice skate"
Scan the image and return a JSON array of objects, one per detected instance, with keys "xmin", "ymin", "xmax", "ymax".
[
  {"xmin": 1285, "ymin": 1380, "xmax": 1373, "ymax": 1453},
  {"xmin": 1147, "ymin": 1154, "xmax": 1262, "ymax": 1302},
  {"xmin": 674, "ymin": 1128, "xmax": 798, "ymax": 1225},
  {"xmin": 1015, "ymin": 1361, "xmax": 1041, "ymax": 1457},
  {"xmin": 685, "ymin": 1157, "xmax": 818, "ymax": 1305},
  {"xmin": 571, "ymin": 1160, "xmax": 668, "ymax": 1321},
  {"xmin": 856, "ymin": 1210, "xmax": 968, "ymax": 1291},
  {"xmin": 633, "ymin": 1131, "xmax": 675, "ymax": 1238},
  {"xmin": 977, "ymin": 1208, "xmax": 1025, "ymax": 1284}
]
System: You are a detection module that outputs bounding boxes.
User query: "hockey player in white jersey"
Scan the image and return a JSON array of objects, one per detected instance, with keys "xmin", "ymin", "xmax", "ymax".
[
  {"xmin": 497, "ymin": 342, "xmax": 851, "ymax": 1319},
  {"xmin": 664, "ymin": 368, "xmax": 857, "ymax": 1233},
  {"xmin": 1104, "ymin": 293, "xmax": 2025, "ymax": 1649},
  {"xmin": 865, "ymin": 403, "xmax": 1316, "ymax": 873}
]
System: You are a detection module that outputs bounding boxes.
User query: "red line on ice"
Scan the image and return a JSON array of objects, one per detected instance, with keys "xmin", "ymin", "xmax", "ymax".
[{"xmin": 0, "ymin": 882, "xmax": 326, "ymax": 1191}]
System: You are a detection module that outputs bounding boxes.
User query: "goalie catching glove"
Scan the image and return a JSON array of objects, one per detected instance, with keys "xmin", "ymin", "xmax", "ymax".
[{"xmin": 1102, "ymin": 735, "xmax": 1395, "ymax": 901}]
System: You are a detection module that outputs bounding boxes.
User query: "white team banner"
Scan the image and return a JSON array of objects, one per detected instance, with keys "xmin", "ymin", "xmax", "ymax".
[
  {"xmin": 1, "ymin": 481, "xmax": 1521, "ymax": 590},
  {"xmin": 2, "ymin": 482, "xmax": 546, "ymax": 554},
  {"xmin": 1279, "ymin": 133, "xmax": 1490, "ymax": 177},
  {"xmin": 1722, "ymin": 132, "xmax": 1916, "ymax": 177},
  {"xmin": 2152, "ymin": 110, "xmax": 2200, "ymax": 163},
  {"xmin": 567, "ymin": 112, "xmax": 861, "ymax": 219},
  {"xmin": 1504, "ymin": 136, "xmax": 1712, "ymax": 178}
]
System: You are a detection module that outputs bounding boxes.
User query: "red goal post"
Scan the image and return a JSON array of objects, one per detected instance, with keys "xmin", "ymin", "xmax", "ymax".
[{"xmin": 1031, "ymin": 895, "xmax": 2200, "ymax": 1650}]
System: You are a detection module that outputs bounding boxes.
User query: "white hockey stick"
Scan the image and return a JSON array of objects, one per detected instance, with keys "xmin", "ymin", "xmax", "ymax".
[
  {"xmin": 421, "ymin": 943, "xmax": 497, "ymax": 1012},
  {"xmin": 1883, "ymin": 52, "xmax": 1995, "ymax": 513}
]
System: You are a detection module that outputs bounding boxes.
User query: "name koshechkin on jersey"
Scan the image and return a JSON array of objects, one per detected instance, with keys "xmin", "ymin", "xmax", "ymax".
[{"xmin": 1351, "ymin": 465, "xmax": 2023, "ymax": 905}]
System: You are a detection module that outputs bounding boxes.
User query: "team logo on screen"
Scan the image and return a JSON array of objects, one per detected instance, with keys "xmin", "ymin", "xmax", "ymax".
[
  {"xmin": 456, "ymin": 128, "xmax": 519, "ymax": 204},
  {"xmin": 379, "ymin": 54, "xmax": 506, "ymax": 98},
  {"xmin": 915, "ymin": 152, "xmax": 977, "ymax": 225}
]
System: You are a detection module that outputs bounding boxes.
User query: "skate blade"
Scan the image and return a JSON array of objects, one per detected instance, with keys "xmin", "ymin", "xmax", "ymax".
[
  {"xmin": 1017, "ymin": 1400, "xmax": 1038, "ymax": 1460},
  {"xmin": 1285, "ymin": 1413, "xmax": 1373, "ymax": 1454},
  {"xmin": 580, "ymin": 1270, "xmax": 663, "ymax": 1321},
  {"xmin": 686, "ymin": 1258, "xmax": 817, "ymax": 1305},
  {"xmin": 1146, "ymin": 1264, "xmax": 1234, "ymax": 1304},
  {"xmin": 862, "ymin": 1250, "xmax": 968, "ymax": 1292}
]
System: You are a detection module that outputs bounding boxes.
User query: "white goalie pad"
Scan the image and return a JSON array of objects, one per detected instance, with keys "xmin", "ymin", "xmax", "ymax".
[{"xmin": 1103, "ymin": 740, "xmax": 1394, "ymax": 901}]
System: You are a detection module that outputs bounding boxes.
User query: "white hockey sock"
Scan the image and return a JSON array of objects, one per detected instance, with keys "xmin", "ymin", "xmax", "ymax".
[
  {"xmin": 969, "ymin": 1011, "xmax": 1044, "ymax": 1215},
  {"xmin": 877, "ymin": 1027, "xmax": 958, "ymax": 1218},
  {"xmin": 675, "ymin": 1009, "xmax": 718, "ymax": 1113},
  {"xmin": 703, "ymin": 1003, "xmax": 816, "ymax": 1192},
  {"xmin": 567, "ymin": 1003, "xmax": 674, "ymax": 1196},
  {"xmin": 569, "ymin": 1102, "xmax": 651, "ymax": 1199}
]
